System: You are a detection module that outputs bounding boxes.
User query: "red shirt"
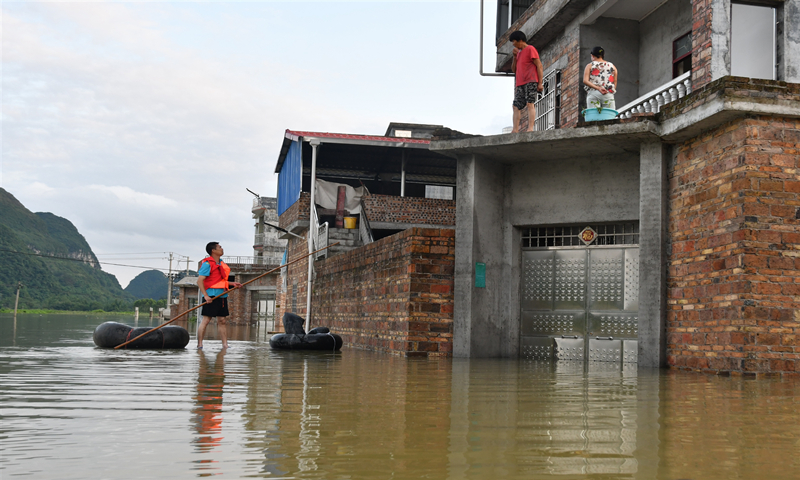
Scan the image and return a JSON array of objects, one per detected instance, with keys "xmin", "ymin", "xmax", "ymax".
[{"xmin": 515, "ymin": 45, "xmax": 540, "ymax": 87}]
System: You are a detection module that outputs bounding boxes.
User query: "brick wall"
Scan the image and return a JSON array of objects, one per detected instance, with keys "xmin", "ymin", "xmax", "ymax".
[
  {"xmin": 275, "ymin": 232, "xmax": 311, "ymax": 331},
  {"xmin": 172, "ymin": 285, "xmax": 199, "ymax": 322},
  {"xmin": 314, "ymin": 227, "xmax": 455, "ymax": 357},
  {"xmin": 278, "ymin": 192, "xmax": 310, "ymax": 229},
  {"xmin": 690, "ymin": 0, "xmax": 714, "ymax": 91},
  {"xmin": 362, "ymin": 194, "xmax": 455, "ymax": 226},
  {"xmin": 277, "ymin": 228, "xmax": 455, "ymax": 356},
  {"xmin": 667, "ymin": 114, "xmax": 800, "ymax": 374},
  {"xmin": 227, "ymin": 272, "xmax": 278, "ymax": 325},
  {"xmin": 554, "ymin": 32, "xmax": 581, "ymax": 129}
]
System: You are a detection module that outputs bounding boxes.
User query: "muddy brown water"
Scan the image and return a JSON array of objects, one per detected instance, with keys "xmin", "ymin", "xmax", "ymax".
[{"xmin": 1, "ymin": 314, "xmax": 798, "ymax": 479}]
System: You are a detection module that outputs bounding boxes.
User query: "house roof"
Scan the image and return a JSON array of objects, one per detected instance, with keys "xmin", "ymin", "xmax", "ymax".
[
  {"xmin": 287, "ymin": 130, "xmax": 430, "ymax": 145},
  {"xmin": 275, "ymin": 129, "xmax": 432, "ymax": 174},
  {"xmin": 175, "ymin": 276, "xmax": 199, "ymax": 287}
]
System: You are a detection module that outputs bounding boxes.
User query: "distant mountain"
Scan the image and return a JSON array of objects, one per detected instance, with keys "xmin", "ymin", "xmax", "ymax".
[
  {"xmin": 0, "ymin": 188, "xmax": 135, "ymax": 311},
  {"xmin": 125, "ymin": 270, "xmax": 168, "ymax": 300}
]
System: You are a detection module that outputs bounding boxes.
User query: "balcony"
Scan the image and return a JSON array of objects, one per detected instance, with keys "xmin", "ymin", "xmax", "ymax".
[
  {"xmin": 254, "ymin": 232, "xmax": 267, "ymax": 247},
  {"xmin": 253, "ymin": 232, "xmax": 285, "ymax": 250},
  {"xmin": 252, "ymin": 197, "xmax": 266, "ymax": 214},
  {"xmin": 225, "ymin": 255, "xmax": 283, "ymax": 270},
  {"xmin": 616, "ymin": 72, "xmax": 692, "ymax": 119}
]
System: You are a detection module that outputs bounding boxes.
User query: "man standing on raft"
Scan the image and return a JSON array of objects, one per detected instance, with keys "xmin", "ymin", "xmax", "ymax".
[{"xmin": 196, "ymin": 242, "xmax": 241, "ymax": 349}]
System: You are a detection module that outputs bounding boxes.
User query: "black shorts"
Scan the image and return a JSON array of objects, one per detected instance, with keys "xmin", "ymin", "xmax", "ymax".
[
  {"xmin": 513, "ymin": 82, "xmax": 539, "ymax": 110},
  {"xmin": 201, "ymin": 296, "xmax": 229, "ymax": 318}
]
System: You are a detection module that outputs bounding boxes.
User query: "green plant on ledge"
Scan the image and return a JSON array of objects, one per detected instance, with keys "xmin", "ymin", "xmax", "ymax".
[{"xmin": 590, "ymin": 98, "xmax": 610, "ymax": 113}]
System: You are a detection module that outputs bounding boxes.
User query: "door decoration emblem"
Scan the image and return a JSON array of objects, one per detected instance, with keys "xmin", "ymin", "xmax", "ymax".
[{"xmin": 579, "ymin": 226, "xmax": 597, "ymax": 245}]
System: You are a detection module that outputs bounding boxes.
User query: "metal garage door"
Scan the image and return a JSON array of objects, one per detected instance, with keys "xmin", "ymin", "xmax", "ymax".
[{"xmin": 520, "ymin": 224, "xmax": 639, "ymax": 364}]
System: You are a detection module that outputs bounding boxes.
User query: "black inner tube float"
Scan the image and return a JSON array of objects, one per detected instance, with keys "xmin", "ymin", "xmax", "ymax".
[
  {"xmin": 269, "ymin": 313, "xmax": 343, "ymax": 351},
  {"xmin": 93, "ymin": 321, "xmax": 190, "ymax": 349}
]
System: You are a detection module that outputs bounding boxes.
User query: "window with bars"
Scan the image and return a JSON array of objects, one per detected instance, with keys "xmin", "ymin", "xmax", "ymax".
[{"xmin": 522, "ymin": 223, "xmax": 639, "ymax": 248}]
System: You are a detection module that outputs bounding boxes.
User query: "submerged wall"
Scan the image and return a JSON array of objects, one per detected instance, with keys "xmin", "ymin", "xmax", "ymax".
[
  {"xmin": 312, "ymin": 228, "xmax": 455, "ymax": 357},
  {"xmin": 667, "ymin": 80, "xmax": 800, "ymax": 374}
]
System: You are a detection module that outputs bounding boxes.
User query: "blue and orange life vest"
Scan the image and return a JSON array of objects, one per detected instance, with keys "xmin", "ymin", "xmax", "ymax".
[{"xmin": 200, "ymin": 257, "xmax": 231, "ymax": 290}]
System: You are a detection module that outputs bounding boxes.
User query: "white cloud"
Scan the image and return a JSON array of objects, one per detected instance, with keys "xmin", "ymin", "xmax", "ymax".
[{"xmin": 2, "ymin": 1, "xmax": 510, "ymax": 287}]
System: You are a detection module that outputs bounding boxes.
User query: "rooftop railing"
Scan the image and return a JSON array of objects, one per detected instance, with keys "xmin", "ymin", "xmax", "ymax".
[
  {"xmin": 225, "ymin": 255, "xmax": 283, "ymax": 267},
  {"xmin": 617, "ymin": 72, "xmax": 692, "ymax": 118}
]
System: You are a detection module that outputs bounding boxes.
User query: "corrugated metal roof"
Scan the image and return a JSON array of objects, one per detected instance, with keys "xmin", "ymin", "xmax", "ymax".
[{"xmin": 286, "ymin": 130, "xmax": 430, "ymax": 145}]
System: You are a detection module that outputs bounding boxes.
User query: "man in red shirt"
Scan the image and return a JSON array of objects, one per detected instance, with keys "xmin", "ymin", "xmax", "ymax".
[{"xmin": 510, "ymin": 31, "xmax": 544, "ymax": 133}]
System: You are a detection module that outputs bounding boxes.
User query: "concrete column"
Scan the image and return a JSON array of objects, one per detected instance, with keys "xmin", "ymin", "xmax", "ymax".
[
  {"xmin": 778, "ymin": 0, "xmax": 800, "ymax": 82},
  {"xmin": 306, "ymin": 139, "xmax": 320, "ymax": 332},
  {"xmin": 638, "ymin": 141, "xmax": 668, "ymax": 368},
  {"xmin": 400, "ymin": 151, "xmax": 406, "ymax": 197},
  {"xmin": 454, "ymin": 153, "xmax": 507, "ymax": 358},
  {"xmin": 711, "ymin": 0, "xmax": 732, "ymax": 82},
  {"xmin": 454, "ymin": 155, "xmax": 476, "ymax": 358}
]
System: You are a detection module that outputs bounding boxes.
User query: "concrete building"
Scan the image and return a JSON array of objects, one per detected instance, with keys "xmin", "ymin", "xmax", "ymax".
[
  {"xmin": 431, "ymin": 0, "xmax": 800, "ymax": 373},
  {"xmin": 251, "ymin": 196, "xmax": 287, "ymax": 330},
  {"xmin": 274, "ymin": 124, "xmax": 457, "ymax": 355}
]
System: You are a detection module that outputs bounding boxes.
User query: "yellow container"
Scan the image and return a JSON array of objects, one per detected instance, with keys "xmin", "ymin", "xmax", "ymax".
[{"xmin": 344, "ymin": 216, "xmax": 357, "ymax": 229}]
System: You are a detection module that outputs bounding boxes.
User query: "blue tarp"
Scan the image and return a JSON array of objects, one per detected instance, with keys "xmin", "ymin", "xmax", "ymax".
[{"xmin": 277, "ymin": 140, "xmax": 302, "ymax": 216}]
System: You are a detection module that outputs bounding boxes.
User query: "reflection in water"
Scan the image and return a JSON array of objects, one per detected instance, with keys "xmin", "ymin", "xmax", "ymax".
[
  {"xmin": 193, "ymin": 350, "xmax": 226, "ymax": 463},
  {"xmin": 1, "ymin": 314, "xmax": 799, "ymax": 480},
  {"xmin": 448, "ymin": 360, "xmax": 643, "ymax": 479},
  {"xmin": 172, "ymin": 319, "xmax": 273, "ymax": 345}
]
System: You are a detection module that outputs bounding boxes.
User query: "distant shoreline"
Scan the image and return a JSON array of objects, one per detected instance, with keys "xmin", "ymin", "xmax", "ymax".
[{"xmin": 0, "ymin": 309, "xmax": 136, "ymax": 316}]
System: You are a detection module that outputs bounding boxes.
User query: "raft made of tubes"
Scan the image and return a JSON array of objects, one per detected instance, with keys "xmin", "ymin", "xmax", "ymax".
[
  {"xmin": 269, "ymin": 329, "xmax": 343, "ymax": 351},
  {"xmin": 269, "ymin": 313, "xmax": 343, "ymax": 351},
  {"xmin": 93, "ymin": 321, "xmax": 190, "ymax": 349}
]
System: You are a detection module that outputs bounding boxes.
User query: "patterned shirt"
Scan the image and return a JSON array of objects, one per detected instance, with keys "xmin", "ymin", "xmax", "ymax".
[{"xmin": 588, "ymin": 60, "xmax": 616, "ymax": 94}]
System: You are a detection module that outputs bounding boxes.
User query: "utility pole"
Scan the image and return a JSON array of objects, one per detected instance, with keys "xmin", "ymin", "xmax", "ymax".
[
  {"xmin": 166, "ymin": 252, "xmax": 174, "ymax": 307},
  {"xmin": 13, "ymin": 282, "xmax": 23, "ymax": 321}
]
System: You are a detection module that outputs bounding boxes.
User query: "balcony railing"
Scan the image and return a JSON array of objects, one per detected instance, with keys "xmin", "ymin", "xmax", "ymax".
[
  {"xmin": 617, "ymin": 72, "xmax": 692, "ymax": 119},
  {"xmin": 359, "ymin": 199, "xmax": 374, "ymax": 246},
  {"xmin": 533, "ymin": 69, "xmax": 561, "ymax": 131},
  {"xmin": 313, "ymin": 206, "xmax": 329, "ymax": 260},
  {"xmin": 225, "ymin": 255, "xmax": 283, "ymax": 267}
]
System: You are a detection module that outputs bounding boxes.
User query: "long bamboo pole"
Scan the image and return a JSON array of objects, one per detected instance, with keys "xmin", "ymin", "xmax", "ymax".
[{"xmin": 114, "ymin": 242, "xmax": 337, "ymax": 349}]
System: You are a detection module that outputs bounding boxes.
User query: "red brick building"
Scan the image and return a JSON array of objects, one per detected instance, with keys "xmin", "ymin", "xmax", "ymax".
[{"xmin": 274, "ymin": 123, "xmax": 457, "ymax": 356}]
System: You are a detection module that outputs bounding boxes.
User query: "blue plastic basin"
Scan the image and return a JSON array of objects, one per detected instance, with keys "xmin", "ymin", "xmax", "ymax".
[{"xmin": 582, "ymin": 108, "xmax": 619, "ymax": 121}]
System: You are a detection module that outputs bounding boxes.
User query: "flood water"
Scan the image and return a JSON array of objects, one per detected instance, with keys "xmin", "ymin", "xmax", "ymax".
[{"xmin": 1, "ymin": 314, "xmax": 799, "ymax": 480}]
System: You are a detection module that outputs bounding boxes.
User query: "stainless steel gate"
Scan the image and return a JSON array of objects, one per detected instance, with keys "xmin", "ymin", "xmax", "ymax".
[{"xmin": 521, "ymin": 226, "xmax": 639, "ymax": 364}]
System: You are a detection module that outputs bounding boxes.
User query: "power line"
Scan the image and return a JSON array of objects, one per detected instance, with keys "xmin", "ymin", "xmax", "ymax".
[
  {"xmin": 95, "ymin": 251, "xmax": 169, "ymax": 255},
  {"xmin": 0, "ymin": 247, "xmax": 172, "ymax": 272}
]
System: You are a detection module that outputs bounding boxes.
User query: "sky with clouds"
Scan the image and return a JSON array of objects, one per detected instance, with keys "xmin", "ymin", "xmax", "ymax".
[{"xmin": 2, "ymin": 0, "xmax": 512, "ymax": 288}]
